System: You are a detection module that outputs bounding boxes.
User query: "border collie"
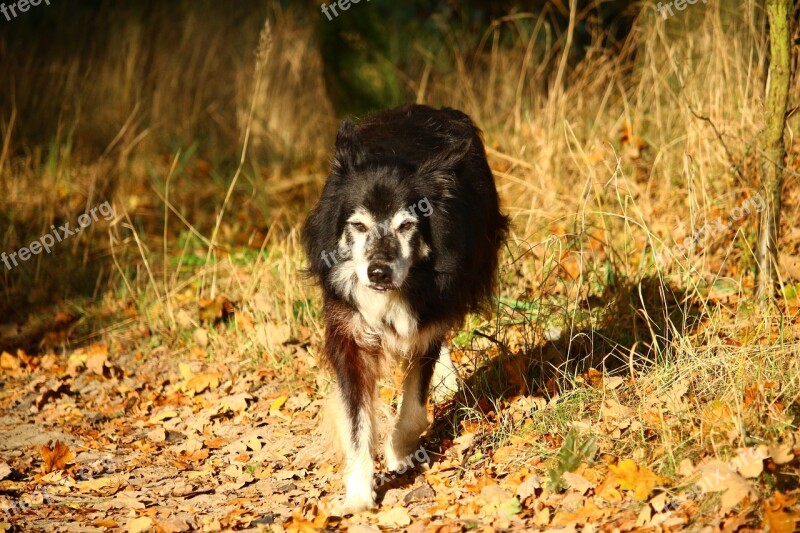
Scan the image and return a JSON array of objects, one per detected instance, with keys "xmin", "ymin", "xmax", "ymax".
[{"xmin": 303, "ymin": 104, "xmax": 509, "ymax": 514}]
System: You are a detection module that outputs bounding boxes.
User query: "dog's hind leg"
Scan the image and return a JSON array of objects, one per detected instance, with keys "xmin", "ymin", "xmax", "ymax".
[{"xmin": 384, "ymin": 340, "xmax": 441, "ymax": 472}]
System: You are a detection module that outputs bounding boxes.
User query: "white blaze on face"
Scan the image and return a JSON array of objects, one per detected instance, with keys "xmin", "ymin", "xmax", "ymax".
[
  {"xmin": 344, "ymin": 208, "xmax": 376, "ymax": 286},
  {"xmin": 341, "ymin": 206, "xmax": 422, "ymax": 290}
]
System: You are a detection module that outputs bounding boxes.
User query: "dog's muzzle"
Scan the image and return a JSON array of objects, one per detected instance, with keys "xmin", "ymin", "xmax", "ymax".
[{"xmin": 367, "ymin": 261, "xmax": 394, "ymax": 291}]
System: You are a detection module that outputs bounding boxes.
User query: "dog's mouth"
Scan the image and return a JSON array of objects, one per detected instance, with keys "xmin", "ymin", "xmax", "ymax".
[{"xmin": 368, "ymin": 283, "xmax": 396, "ymax": 292}]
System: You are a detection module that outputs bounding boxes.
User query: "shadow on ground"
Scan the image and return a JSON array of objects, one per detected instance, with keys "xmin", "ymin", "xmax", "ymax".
[{"xmin": 426, "ymin": 276, "xmax": 703, "ymax": 449}]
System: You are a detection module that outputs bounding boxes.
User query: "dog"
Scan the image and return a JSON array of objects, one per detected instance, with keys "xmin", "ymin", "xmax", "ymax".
[{"xmin": 302, "ymin": 104, "xmax": 509, "ymax": 514}]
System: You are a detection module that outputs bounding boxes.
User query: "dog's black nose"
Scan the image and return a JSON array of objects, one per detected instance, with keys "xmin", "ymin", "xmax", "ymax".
[{"xmin": 368, "ymin": 262, "xmax": 393, "ymax": 285}]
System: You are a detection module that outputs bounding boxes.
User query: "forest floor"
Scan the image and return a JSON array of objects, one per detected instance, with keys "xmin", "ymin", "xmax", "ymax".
[{"xmin": 2, "ymin": 269, "xmax": 800, "ymax": 531}]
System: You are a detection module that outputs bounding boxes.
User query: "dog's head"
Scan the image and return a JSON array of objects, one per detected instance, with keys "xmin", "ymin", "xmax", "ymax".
[
  {"xmin": 303, "ymin": 119, "xmax": 466, "ymax": 297},
  {"xmin": 340, "ymin": 193, "xmax": 433, "ymax": 292}
]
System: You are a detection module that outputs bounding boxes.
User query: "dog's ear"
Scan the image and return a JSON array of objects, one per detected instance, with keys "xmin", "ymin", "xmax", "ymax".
[
  {"xmin": 332, "ymin": 119, "xmax": 367, "ymax": 174},
  {"xmin": 416, "ymin": 136, "xmax": 472, "ymax": 177}
]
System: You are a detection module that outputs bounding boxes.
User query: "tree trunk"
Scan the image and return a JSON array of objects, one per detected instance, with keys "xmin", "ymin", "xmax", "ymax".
[{"xmin": 756, "ymin": 0, "xmax": 793, "ymax": 304}]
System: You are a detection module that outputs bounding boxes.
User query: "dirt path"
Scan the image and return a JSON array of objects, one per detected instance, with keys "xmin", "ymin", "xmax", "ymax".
[
  {"xmin": 1, "ymin": 341, "xmax": 482, "ymax": 531},
  {"xmin": 3, "ymin": 334, "xmax": 795, "ymax": 531},
  {"xmin": 0, "ymin": 342, "xmax": 329, "ymax": 531}
]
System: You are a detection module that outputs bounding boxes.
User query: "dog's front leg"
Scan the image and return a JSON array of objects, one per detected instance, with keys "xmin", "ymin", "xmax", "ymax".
[
  {"xmin": 329, "ymin": 336, "xmax": 378, "ymax": 514},
  {"xmin": 384, "ymin": 340, "xmax": 441, "ymax": 471}
]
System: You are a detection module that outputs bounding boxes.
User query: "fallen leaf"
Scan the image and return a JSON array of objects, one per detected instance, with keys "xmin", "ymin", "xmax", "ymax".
[
  {"xmin": 86, "ymin": 350, "xmax": 108, "ymax": 376},
  {"xmin": 199, "ymin": 296, "xmax": 235, "ymax": 324},
  {"xmin": 221, "ymin": 393, "xmax": 251, "ymax": 413},
  {"xmin": 270, "ymin": 395, "xmax": 288, "ymax": 412},
  {"xmin": 677, "ymin": 458, "xmax": 694, "ymax": 477},
  {"xmin": 34, "ymin": 382, "xmax": 71, "ymax": 411},
  {"xmin": 605, "ymin": 459, "xmax": 663, "ymax": 501},
  {"xmin": 732, "ymin": 446, "xmax": 768, "ymax": 478},
  {"xmin": 403, "ymin": 483, "xmax": 435, "ymax": 505},
  {"xmin": 662, "ymin": 380, "xmax": 689, "ymax": 413},
  {"xmin": 41, "ymin": 441, "xmax": 75, "ymax": 474},
  {"xmin": 0, "ymin": 352, "xmax": 20, "ymax": 372},
  {"xmin": 185, "ymin": 372, "xmax": 222, "ymax": 394},
  {"xmin": 770, "ymin": 436, "xmax": 795, "ymax": 465},
  {"xmin": 562, "ymin": 471, "xmax": 594, "ymax": 494},
  {"xmin": 178, "ymin": 362, "xmax": 194, "ymax": 381},
  {"xmin": 603, "ymin": 376, "xmax": 624, "ymax": 390},
  {"xmin": 155, "ymin": 517, "xmax": 191, "ymax": 532},
  {"xmin": 763, "ymin": 492, "xmax": 800, "ymax": 533},
  {"xmin": 284, "ymin": 511, "xmax": 327, "ymax": 533},
  {"xmin": 552, "ymin": 500, "xmax": 607, "ymax": 526},
  {"xmin": 515, "ymin": 475, "xmax": 541, "ymax": 502},
  {"xmin": 636, "ymin": 504, "xmax": 652, "ymax": 527},
  {"xmin": 696, "ymin": 460, "xmax": 754, "ymax": 513},
  {"xmin": 192, "ymin": 328, "xmax": 209, "ymax": 348},
  {"xmin": 149, "ymin": 409, "xmax": 179, "ymax": 423},
  {"xmin": 75, "ymin": 475, "xmax": 124, "ymax": 495},
  {"xmin": 127, "ymin": 516, "xmax": 153, "ymax": 533},
  {"xmin": 533, "ymin": 507, "xmax": 550, "ymax": 526},
  {"xmin": 650, "ymin": 492, "xmax": 668, "ymax": 513},
  {"xmin": 375, "ymin": 507, "xmax": 411, "ymax": 528}
]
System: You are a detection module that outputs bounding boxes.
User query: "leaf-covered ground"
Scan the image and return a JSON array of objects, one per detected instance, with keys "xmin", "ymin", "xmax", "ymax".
[{"xmin": 2, "ymin": 297, "xmax": 800, "ymax": 532}]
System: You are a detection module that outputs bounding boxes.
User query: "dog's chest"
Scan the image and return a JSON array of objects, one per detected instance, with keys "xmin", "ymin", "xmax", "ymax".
[{"xmin": 352, "ymin": 287, "xmax": 420, "ymax": 357}]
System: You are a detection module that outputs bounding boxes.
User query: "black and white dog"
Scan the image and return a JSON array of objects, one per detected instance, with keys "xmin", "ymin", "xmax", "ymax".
[{"xmin": 303, "ymin": 105, "xmax": 508, "ymax": 513}]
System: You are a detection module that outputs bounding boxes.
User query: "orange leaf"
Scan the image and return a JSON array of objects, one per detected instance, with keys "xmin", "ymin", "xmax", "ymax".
[
  {"xmin": 185, "ymin": 372, "xmax": 223, "ymax": 394},
  {"xmin": 763, "ymin": 507, "xmax": 799, "ymax": 533},
  {"xmin": 284, "ymin": 512, "xmax": 325, "ymax": 533},
  {"xmin": 763, "ymin": 491, "xmax": 800, "ymax": 533},
  {"xmin": 41, "ymin": 440, "xmax": 75, "ymax": 474}
]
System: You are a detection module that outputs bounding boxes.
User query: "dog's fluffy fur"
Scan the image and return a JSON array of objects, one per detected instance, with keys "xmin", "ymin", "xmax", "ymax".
[{"xmin": 303, "ymin": 104, "xmax": 508, "ymax": 513}]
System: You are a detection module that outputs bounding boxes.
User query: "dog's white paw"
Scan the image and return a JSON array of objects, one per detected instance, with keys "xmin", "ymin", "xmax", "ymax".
[
  {"xmin": 384, "ymin": 447, "xmax": 407, "ymax": 473},
  {"xmin": 384, "ymin": 436, "xmax": 421, "ymax": 472},
  {"xmin": 336, "ymin": 487, "xmax": 377, "ymax": 516}
]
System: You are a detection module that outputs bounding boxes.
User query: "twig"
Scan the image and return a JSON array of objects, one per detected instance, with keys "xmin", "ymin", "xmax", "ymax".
[{"xmin": 686, "ymin": 105, "xmax": 750, "ymax": 187}]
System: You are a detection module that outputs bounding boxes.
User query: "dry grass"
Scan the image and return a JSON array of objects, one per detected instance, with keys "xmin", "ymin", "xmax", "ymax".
[{"xmin": 1, "ymin": 0, "xmax": 799, "ymax": 524}]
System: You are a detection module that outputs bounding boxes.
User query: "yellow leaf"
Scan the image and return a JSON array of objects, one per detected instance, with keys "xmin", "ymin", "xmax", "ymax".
[
  {"xmin": 178, "ymin": 362, "xmax": 194, "ymax": 381},
  {"xmin": 75, "ymin": 475, "xmax": 124, "ymax": 494},
  {"xmin": 270, "ymin": 395, "xmax": 288, "ymax": 412},
  {"xmin": 185, "ymin": 372, "xmax": 222, "ymax": 394},
  {"xmin": 0, "ymin": 352, "xmax": 19, "ymax": 370},
  {"xmin": 608, "ymin": 459, "xmax": 663, "ymax": 501},
  {"xmin": 127, "ymin": 516, "xmax": 153, "ymax": 533},
  {"xmin": 376, "ymin": 507, "xmax": 412, "ymax": 527},
  {"xmin": 149, "ymin": 409, "xmax": 178, "ymax": 423}
]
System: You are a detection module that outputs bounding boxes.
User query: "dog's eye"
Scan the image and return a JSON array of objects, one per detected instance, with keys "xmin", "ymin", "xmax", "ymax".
[
  {"xmin": 398, "ymin": 221, "xmax": 416, "ymax": 232},
  {"xmin": 350, "ymin": 222, "xmax": 368, "ymax": 233}
]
